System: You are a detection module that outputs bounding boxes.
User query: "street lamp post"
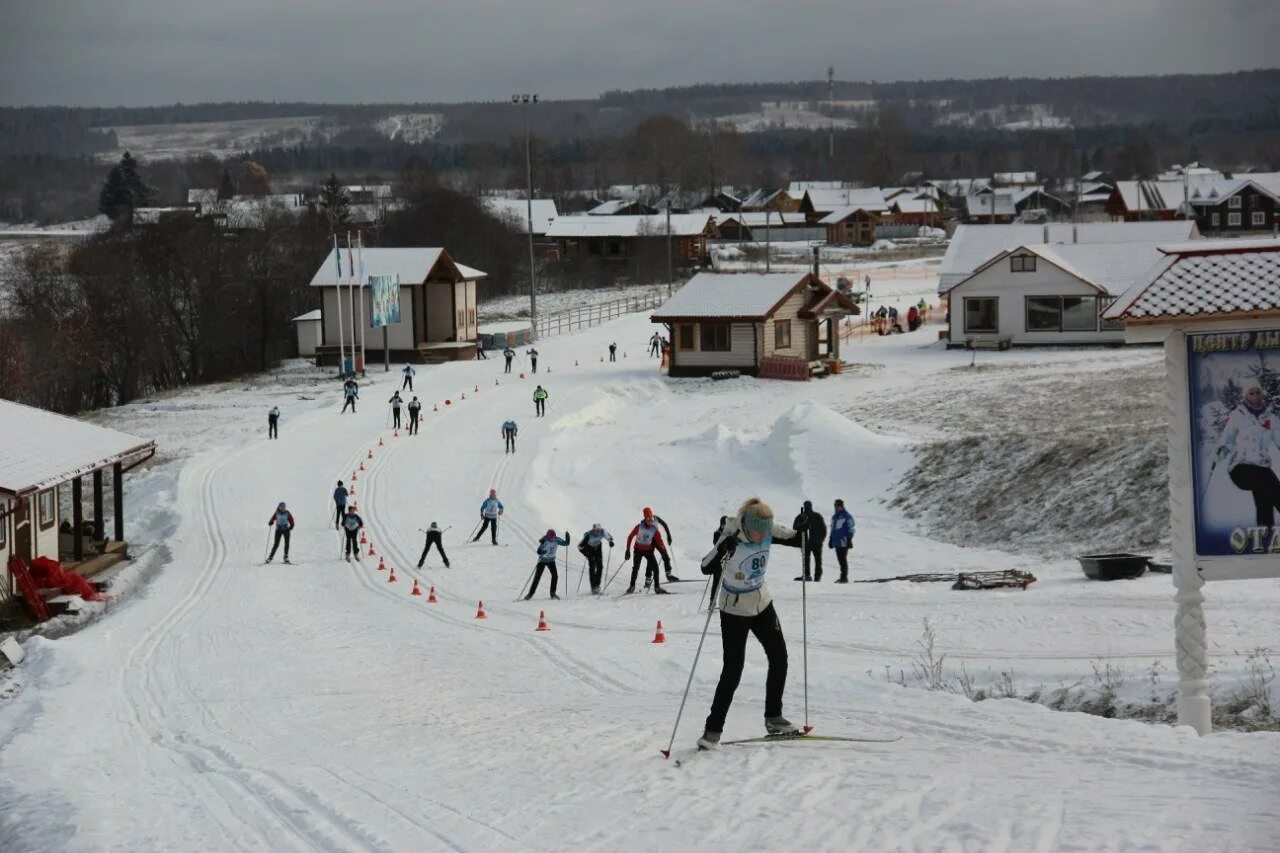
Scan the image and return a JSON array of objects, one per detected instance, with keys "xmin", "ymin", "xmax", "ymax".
[{"xmin": 513, "ymin": 93, "xmax": 538, "ymax": 337}]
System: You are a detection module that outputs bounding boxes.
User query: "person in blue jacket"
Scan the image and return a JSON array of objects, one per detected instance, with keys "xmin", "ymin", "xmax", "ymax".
[
  {"xmin": 472, "ymin": 489, "xmax": 504, "ymax": 544},
  {"xmin": 332, "ymin": 480, "xmax": 348, "ymax": 529},
  {"xmin": 502, "ymin": 419, "xmax": 518, "ymax": 453},
  {"xmin": 526, "ymin": 529, "xmax": 570, "ymax": 600},
  {"xmin": 829, "ymin": 498, "xmax": 855, "ymax": 583}
]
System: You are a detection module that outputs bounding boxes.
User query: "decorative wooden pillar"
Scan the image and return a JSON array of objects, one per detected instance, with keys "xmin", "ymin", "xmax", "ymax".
[
  {"xmin": 113, "ymin": 461, "xmax": 124, "ymax": 543},
  {"xmin": 72, "ymin": 476, "xmax": 84, "ymax": 561},
  {"xmin": 93, "ymin": 469, "xmax": 104, "ymax": 540}
]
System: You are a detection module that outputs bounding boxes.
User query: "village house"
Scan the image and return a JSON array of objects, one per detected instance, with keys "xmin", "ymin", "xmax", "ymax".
[
  {"xmin": 714, "ymin": 212, "xmax": 810, "ymax": 241},
  {"xmin": 482, "ymin": 197, "xmax": 560, "ymax": 237},
  {"xmin": 587, "ymin": 199, "xmax": 658, "ymax": 216},
  {"xmin": 1185, "ymin": 177, "xmax": 1280, "ymax": 234},
  {"xmin": 699, "ymin": 189, "xmax": 743, "ymax": 212},
  {"xmin": 1, "ymin": 400, "xmax": 155, "ymax": 613},
  {"xmin": 307, "ymin": 247, "xmax": 487, "ymax": 366},
  {"xmin": 545, "ymin": 213, "xmax": 716, "ymax": 267},
  {"xmin": 650, "ymin": 271, "xmax": 859, "ymax": 378},
  {"xmin": 740, "ymin": 188, "xmax": 800, "ymax": 213},
  {"xmin": 798, "ymin": 187, "xmax": 887, "ymax": 224},
  {"xmin": 820, "ymin": 207, "xmax": 882, "ymax": 245}
]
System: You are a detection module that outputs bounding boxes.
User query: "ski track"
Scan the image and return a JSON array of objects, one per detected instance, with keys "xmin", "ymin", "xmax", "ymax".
[{"xmin": 3, "ymin": 307, "xmax": 1279, "ymax": 850}]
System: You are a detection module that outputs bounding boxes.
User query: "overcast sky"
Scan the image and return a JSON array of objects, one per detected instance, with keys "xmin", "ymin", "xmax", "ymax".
[{"xmin": 3, "ymin": 0, "xmax": 1275, "ymax": 107}]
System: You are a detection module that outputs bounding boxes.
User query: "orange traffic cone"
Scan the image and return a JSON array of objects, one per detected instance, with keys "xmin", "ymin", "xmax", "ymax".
[
  {"xmin": 351, "ymin": 500, "xmax": 358, "ymax": 512},
  {"xmin": 393, "ymin": 429, "xmax": 399, "ymax": 437},
  {"xmin": 378, "ymin": 437, "xmax": 384, "ymax": 446},
  {"xmin": 624, "ymin": 352, "xmax": 628, "ymax": 358},
  {"xmin": 547, "ymin": 367, "xmax": 552, "ymax": 374},
  {"xmin": 377, "ymin": 556, "xmax": 386, "ymax": 571},
  {"xmin": 495, "ymin": 379, "xmax": 500, "ymax": 386},
  {"xmin": 475, "ymin": 600, "xmax": 487, "ymax": 619},
  {"xmin": 474, "ymin": 385, "xmax": 478, "ymax": 392},
  {"xmin": 367, "ymin": 449, "xmax": 373, "ymax": 459},
  {"xmin": 434, "ymin": 403, "xmax": 438, "ymax": 412},
  {"xmin": 445, "ymin": 399, "xmax": 452, "ymax": 406},
  {"xmin": 652, "ymin": 620, "xmax": 666, "ymax": 644},
  {"xmin": 360, "ymin": 530, "xmax": 368, "ymax": 544},
  {"xmin": 575, "ymin": 360, "xmax": 579, "ymax": 366},
  {"xmin": 359, "ymin": 462, "xmax": 365, "ymax": 471},
  {"xmin": 369, "ymin": 542, "xmax": 377, "ymax": 557},
  {"xmin": 535, "ymin": 610, "xmax": 550, "ymax": 632},
  {"xmin": 352, "ymin": 471, "xmax": 358, "ymax": 481},
  {"xmin": 519, "ymin": 372, "xmax": 525, "ymax": 379},
  {"xmin": 387, "ymin": 567, "xmax": 398, "ymax": 583},
  {"xmin": 461, "ymin": 393, "xmax": 466, "ymax": 400},
  {"xmin": 599, "ymin": 356, "xmax": 603, "ymax": 363},
  {"xmin": 427, "ymin": 586, "xmax": 438, "ymax": 603},
  {"xmin": 411, "ymin": 579, "xmax": 423, "ymax": 596}
]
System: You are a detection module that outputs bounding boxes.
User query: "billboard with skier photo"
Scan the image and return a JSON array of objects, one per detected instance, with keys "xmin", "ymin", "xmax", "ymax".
[
  {"xmin": 369, "ymin": 274, "xmax": 400, "ymax": 328},
  {"xmin": 1188, "ymin": 329, "xmax": 1280, "ymax": 568}
]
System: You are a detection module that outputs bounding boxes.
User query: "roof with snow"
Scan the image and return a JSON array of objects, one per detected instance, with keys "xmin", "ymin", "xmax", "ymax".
[
  {"xmin": 482, "ymin": 197, "xmax": 559, "ymax": 233},
  {"xmin": 891, "ymin": 197, "xmax": 941, "ymax": 215},
  {"xmin": 545, "ymin": 214, "xmax": 714, "ymax": 239},
  {"xmin": 716, "ymin": 212, "xmax": 806, "ymax": 227},
  {"xmin": 292, "ymin": 309, "xmax": 322, "ymax": 322},
  {"xmin": 947, "ymin": 241, "xmax": 1171, "ymax": 297},
  {"xmin": 650, "ymin": 272, "xmax": 816, "ymax": 321},
  {"xmin": 1103, "ymin": 239, "xmax": 1280, "ymax": 322},
  {"xmin": 939, "ymin": 221, "xmax": 1202, "ymax": 284},
  {"xmin": 0, "ymin": 400, "xmax": 155, "ymax": 496},
  {"xmin": 307, "ymin": 248, "xmax": 487, "ymax": 288},
  {"xmin": 993, "ymin": 171, "xmax": 1038, "ymax": 185},
  {"xmin": 818, "ymin": 206, "xmax": 885, "ymax": 225},
  {"xmin": 801, "ymin": 187, "xmax": 888, "ymax": 213}
]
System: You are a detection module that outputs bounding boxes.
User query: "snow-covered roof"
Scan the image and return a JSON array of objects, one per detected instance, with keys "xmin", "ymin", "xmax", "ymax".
[
  {"xmin": 650, "ymin": 272, "xmax": 812, "ymax": 320},
  {"xmin": 939, "ymin": 221, "xmax": 1202, "ymax": 282},
  {"xmin": 930, "ymin": 178, "xmax": 992, "ymax": 196},
  {"xmin": 818, "ymin": 205, "xmax": 885, "ymax": 225},
  {"xmin": 716, "ymin": 212, "xmax": 806, "ymax": 227},
  {"xmin": 965, "ymin": 193, "xmax": 1017, "ymax": 217},
  {"xmin": 344, "ymin": 184, "xmax": 392, "ymax": 198},
  {"xmin": 0, "ymin": 399, "xmax": 155, "ymax": 496},
  {"xmin": 1104, "ymin": 239, "xmax": 1280, "ymax": 322},
  {"xmin": 545, "ymin": 214, "xmax": 713, "ymax": 239},
  {"xmin": 946, "ymin": 241, "xmax": 1166, "ymax": 297},
  {"xmin": 292, "ymin": 309, "xmax": 322, "ymax": 322},
  {"xmin": 789, "ymin": 181, "xmax": 852, "ymax": 194},
  {"xmin": 187, "ymin": 188, "xmax": 218, "ymax": 205},
  {"xmin": 740, "ymin": 189, "xmax": 786, "ymax": 209},
  {"xmin": 891, "ymin": 197, "xmax": 940, "ymax": 215},
  {"xmin": 482, "ymin": 197, "xmax": 559, "ymax": 233},
  {"xmin": 993, "ymin": 171, "xmax": 1038, "ymax": 185},
  {"xmin": 307, "ymin": 248, "xmax": 486, "ymax": 287},
  {"xmin": 802, "ymin": 187, "xmax": 887, "ymax": 213}
]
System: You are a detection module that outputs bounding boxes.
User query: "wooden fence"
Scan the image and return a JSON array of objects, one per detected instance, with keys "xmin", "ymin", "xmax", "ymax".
[{"xmin": 533, "ymin": 292, "xmax": 668, "ymax": 338}]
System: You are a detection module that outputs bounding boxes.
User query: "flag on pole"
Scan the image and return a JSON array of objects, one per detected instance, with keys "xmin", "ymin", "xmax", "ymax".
[{"xmin": 333, "ymin": 235, "xmax": 341, "ymax": 279}]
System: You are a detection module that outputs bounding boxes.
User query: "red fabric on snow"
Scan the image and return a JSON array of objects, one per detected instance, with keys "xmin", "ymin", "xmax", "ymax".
[{"xmin": 30, "ymin": 556, "xmax": 103, "ymax": 601}]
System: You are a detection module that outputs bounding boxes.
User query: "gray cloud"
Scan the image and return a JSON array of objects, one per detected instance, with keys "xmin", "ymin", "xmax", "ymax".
[{"xmin": 1, "ymin": 0, "xmax": 1275, "ymax": 107}]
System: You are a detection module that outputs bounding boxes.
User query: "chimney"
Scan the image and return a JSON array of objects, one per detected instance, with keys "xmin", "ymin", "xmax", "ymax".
[
  {"xmin": 1043, "ymin": 223, "xmax": 1049, "ymax": 243},
  {"xmin": 1073, "ymin": 224, "xmax": 1078, "ymax": 244}
]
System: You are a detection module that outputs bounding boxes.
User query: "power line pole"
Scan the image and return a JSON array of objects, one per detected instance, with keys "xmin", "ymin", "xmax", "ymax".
[
  {"xmin": 828, "ymin": 66, "xmax": 835, "ymax": 161},
  {"xmin": 513, "ymin": 93, "xmax": 539, "ymax": 338}
]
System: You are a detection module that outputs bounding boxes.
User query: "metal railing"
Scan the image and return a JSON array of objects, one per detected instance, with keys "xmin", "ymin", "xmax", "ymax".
[{"xmin": 533, "ymin": 292, "xmax": 668, "ymax": 338}]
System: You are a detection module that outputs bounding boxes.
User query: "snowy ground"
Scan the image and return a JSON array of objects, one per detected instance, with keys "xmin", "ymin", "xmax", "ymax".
[{"xmin": 1, "ymin": 309, "xmax": 1279, "ymax": 850}]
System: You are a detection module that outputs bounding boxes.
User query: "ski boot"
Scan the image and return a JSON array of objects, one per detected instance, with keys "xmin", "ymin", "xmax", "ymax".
[
  {"xmin": 697, "ymin": 730, "xmax": 721, "ymax": 751},
  {"xmin": 283, "ymin": 557, "xmax": 290, "ymax": 565},
  {"xmin": 794, "ymin": 575, "xmax": 813, "ymax": 582},
  {"xmin": 654, "ymin": 587, "xmax": 671, "ymax": 595},
  {"xmin": 444, "ymin": 562, "xmax": 451, "ymax": 568},
  {"xmin": 550, "ymin": 593, "xmax": 560, "ymax": 600},
  {"xmin": 835, "ymin": 575, "xmax": 849, "ymax": 584},
  {"xmin": 765, "ymin": 716, "xmax": 800, "ymax": 737},
  {"xmin": 624, "ymin": 586, "xmax": 636, "ymax": 595},
  {"xmin": 666, "ymin": 573, "xmax": 680, "ymax": 583}
]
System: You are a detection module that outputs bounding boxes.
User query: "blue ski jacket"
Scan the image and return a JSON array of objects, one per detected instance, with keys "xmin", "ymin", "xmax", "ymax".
[
  {"xmin": 829, "ymin": 508, "xmax": 855, "ymax": 548},
  {"xmin": 537, "ymin": 533, "xmax": 570, "ymax": 563},
  {"xmin": 480, "ymin": 497, "xmax": 504, "ymax": 519},
  {"xmin": 333, "ymin": 486, "xmax": 348, "ymax": 506}
]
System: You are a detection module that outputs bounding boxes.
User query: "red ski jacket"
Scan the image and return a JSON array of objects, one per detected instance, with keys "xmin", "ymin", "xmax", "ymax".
[{"xmin": 626, "ymin": 522, "xmax": 665, "ymax": 553}]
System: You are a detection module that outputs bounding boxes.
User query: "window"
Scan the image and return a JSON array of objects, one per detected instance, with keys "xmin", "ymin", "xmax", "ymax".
[
  {"xmin": 1010, "ymin": 254, "xmax": 1036, "ymax": 272},
  {"xmin": 963, "ymin": 297, "xmax": 998, "ymax": 333},
  {"xmin": 700, "ymin": 323, "xmax": 731, "ymax": 352},
  {"xmin": 678, "ymin": 324, "xmax": 695, "ymax": 350},
  {"xmin": 1229, "ymin": 212, "xmax": 1242, "ymax": 227},
  {"xmin": 38, "ymin": 489, "xmax": 56, "ymax": 531},
  {"xmin": 0, "ymin": 503, "xmax": 7, "ymax": 549},
  {"xmin": 1062, "ymin": 296, "xmax": 1098, "ymax": 332},
  {"xmin": 1253, "ymin": 212, "xmax": 1266, "ymax": 226},
  {"xmin": 774, "ymin": 320, "xmax": 792, "ymax": 349},
  {"xmin": 1099, "ymin": 298, "xmax": 1125, "ymax": 332},
  {"xmin": 1211, "ymin": 213, "xmax": 1220, "ymax": 227},
  {"xmin": 1249, "ymin": 194, "xmax": 1260, "ymax": 208},
  {"xmin": 1026, "ymin": 296, "xmax": 1061, "ymax": 331},
  {"xmin": 1229, "ymin": 196, "xmax": 1242, "ymax": 209}
]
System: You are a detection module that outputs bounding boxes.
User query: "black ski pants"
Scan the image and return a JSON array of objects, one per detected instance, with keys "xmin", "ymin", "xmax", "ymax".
[
  {"xmin": 583, "ymin": 545, "xmax": 605, "ymax": 589},
  {"xmin": 474, "ymin": 517, "xmax": 499, "ymax": 544},
  {"xmin": 802, "ymin": 545, "xmax": 823, "ymax": 580},
  {"xmin": 268, "ymin": 528, "xmax": 290, "ymax": 560},
  {"xmin": 344, "ymin": 528, "xmax": 360, "ymax": 557},
  {"xmin": 505, "ymin": 357, "xmax": 513, "ymax": 373},
  {"xmin": 334, "ymin": 503, "xmax": 346, "ymax": 528},
  {"xmin": 402, "ymin": 376, "xmax": 413, "ymax": 390},
  {"xmin": 534, "ymin": 399, "xmax": 545, "ymax": 417},
  {"xmin": 528, "ymin": 561, "xmax": 558, "ymax": 597},
  {"xmin": 504, "ymin": 431, "xmax": 516, "ymax": 452},
  {"xmin": 418, "ymin": 533, "xmax": 449, "ymax": 567},
  {"xmin": 407, "ymin": 410, "xmax": 420, "ymax": 434},
  {"xmin": 705, "ymin": 603, "xmax": 788, "ymax": 733},
  {"xmin": 268, "ymin": 417, "xmax": 278, "ymax": 439},
  {"xmin": 834, "ymin": 545, "xmax": 850, "ymax": 579},
  {"xmin": 1230, "ymin": 463, "xmax": 1280, "ymax": 527},
  {"xmin": 530, "ymin": 358, "xmax": 538, "ymax": 373},
  {"xmin": 391, "ymin": 407, "xmax": 402, "ymax": 428},
  {"xmin": 342, "ymin": 397, "xmax": 357, "ymax": 413},
  {"xmin": 477, "ymin": 347, "xmax": 488, "ymax": 359},
  {"xmin": 656, "ymin": 544, "xmax": 672, "ymax": 574},
  {"xmin": 609, "ymin": 349, "xmax": 616, "ymax": 362},
  {"xmin": 629, "ymin": 550, "xmax": 663, "ymax": 590}
]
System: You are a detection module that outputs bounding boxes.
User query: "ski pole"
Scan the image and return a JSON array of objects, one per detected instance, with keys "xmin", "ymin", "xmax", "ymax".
[
  {"xmin": 514, "ymin": 565, "xmax": 537, "ymax": 602},
  {"xmin": 801, "ymin": 554, "xmax": 811, "ymax": 734},
  {"xmin": 660, "ymin": 597, "xmax": 717, "ymax": 759},
  {"xmin": 576, "ymin": 554, "xmax": 588, "ymax": 594},
  {"xmin": 263, "ymin": 528, "xmax": 272, "ymax": 563}
]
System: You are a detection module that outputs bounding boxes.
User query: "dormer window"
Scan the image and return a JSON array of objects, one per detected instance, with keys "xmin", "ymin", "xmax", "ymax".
[{"xmin": 1010, "ymin": 254, "xmax": 1037, "ymax": 272}]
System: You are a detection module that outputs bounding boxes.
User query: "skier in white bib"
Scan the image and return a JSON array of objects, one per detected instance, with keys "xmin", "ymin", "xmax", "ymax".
[{"xmin": 696, "ymin": 497, "xmax": 807, "ymax": 749}]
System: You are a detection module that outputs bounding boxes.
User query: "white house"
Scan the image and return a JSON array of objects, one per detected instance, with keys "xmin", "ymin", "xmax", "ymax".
[
  {"xmin": 307, "ymin": 248, "xmax": 487, "ymax": 366},
  {"xmin": 291, "ymin": 309, "xmax": 322, "ymax": 357},
  {"xmin": 481, "ymin": 197, "xmax": 559, "ymax": 236},
  {"xmin": 650, "ymin": 271, "xmax": 858, "ymax": 378},
  {"xmin": 943, "ymin": 241, "xmax": 1170, "ymax": 347}
]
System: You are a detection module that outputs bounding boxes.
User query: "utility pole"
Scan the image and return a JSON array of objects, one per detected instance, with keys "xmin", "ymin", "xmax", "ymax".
[
  {"xmin": 513, "ymin": 93, "xmax": 539, "ymax": 338},
  {"xmin": 828, "ymin": 66, "xmax": 835, "ymax": 161},
  {"xmin": 666, "ymin": 202, "xmax": 673, "ymax": 298}
]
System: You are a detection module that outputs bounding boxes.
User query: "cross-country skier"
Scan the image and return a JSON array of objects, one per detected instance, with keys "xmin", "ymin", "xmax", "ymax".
[
  {"xmin": 388, "ymin": 391, "xmax": 404, "ymax": 429},
  {"xmin": 502, "ymin": 419, "xmax": 518, "ymax": 453},
  {"xmin": 649, "ymin": 331, "xmax": 661, "ymax": 357},
  {"xmin": 401, "ymin": 364, "xmax": 415, "ymax": 390},
  {"xmin": 472, "ymin": 489, "xmax": 504, "ymax": 544},
  {"xmin": 527, "ymin": 347, "xmax": 539, "ymax": 373},
  {"xmin": 267, "ymin": 405, "xmax": 280, "ymax": 439},
  {"xmin": 609, "ymin": 342, "xmax": 617, "ymax": 362},
  {"xmin": 266, "ymin": 501, "xmax": 294, "ymax": 563},
  {"xmin": 793, "ymin": 500, "xmax": 827, "ymax": 582},
  {"xmin": 503, "ymin": 346, "xmax": 515, "ymax": 374},
  {"xmin": 696, "ymin": 497, "xmax": 807, "ymax": 749},
  {"xmin": 407, "ymin": 396, "xmax": 422, "ymax": 435},
  {"xmin": 333, "ymin": 480, "xmax": 348, "ymax": 528},
  {"xmin": 525, "ymin": 529, "xmax": 569, "ymax": 600},
  {"xmin": 636, "ymin": 507, "xmax": 678, "ymax": 581},
  {"xmin": 417, "ymin": 521, "xmax": 450, "ymax": 568},
  {"xmin": 476, "ymin": 339, "xmax": 488, "ymax": 359},
  {"xmin": 578, "ymin": 524, "xmax": 615, "ymax": 593},
  {"xmin": 624, "ymin": 509, "xmax": 672, "ymax": 594},
  {"xmin": 532, "ymin": 385, "xmax": 548, "ymax": 417},
  {"xmin": 829, "ymin": 499, "xmax": 855, "ymax": 583},
  {"xmin": 341, "ymin": 506, "xmax": 364, "ymax": 561},
  {"xmin": 342, "ymin": 378, "xmax": 359, "ymax": 413}
]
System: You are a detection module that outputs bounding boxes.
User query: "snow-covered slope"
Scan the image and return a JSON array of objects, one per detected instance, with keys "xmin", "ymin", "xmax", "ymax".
[{"xmin": 0, "ymin": 313, "xmax": 1277, "ymax": 850}]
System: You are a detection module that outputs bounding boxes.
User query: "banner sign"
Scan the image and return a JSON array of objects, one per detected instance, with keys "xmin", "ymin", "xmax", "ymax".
[
  {"xmin": 369, "ymin": 274, "xmax": 400, "ymax": 328},
  {"xmin": 1188, "ymin": 329, "xmax": 1280, "ymax": 561}
]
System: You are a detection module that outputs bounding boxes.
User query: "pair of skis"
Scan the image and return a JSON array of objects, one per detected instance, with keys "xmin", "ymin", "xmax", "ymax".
[{"xmin": 670, "ymin": 731, "xmax": 901, "ymax": 766}]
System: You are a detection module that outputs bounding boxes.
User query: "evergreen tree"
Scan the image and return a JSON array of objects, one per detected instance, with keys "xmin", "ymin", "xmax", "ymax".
[
  {"xmin": 97, "ymin": 151, "xmax": 155, "ymax": 220},
  {"xmin": 318, "ymin": 173, "xmax": 351, "ymax": 230},
  {"xmin": 217, "ymin": 167, "xmax": 236, "ymax": 201}
]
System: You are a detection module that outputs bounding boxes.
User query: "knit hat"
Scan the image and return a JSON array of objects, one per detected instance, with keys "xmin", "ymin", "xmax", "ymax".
[
  {"xmin": 1242, "ymin": 377, "xmax": 1263, "ymax": 394},
  {"xmin": 738, "ymin": 498, "xmax": 773, "ymax": 538},
  {"xmin": 643, "ymin": 507, "xmax": 653, "ymax": 519},
  {"xmin": 803, "ymin": 500, "xmax": 812, "ymax": 511},
  {"xmin": 546, "ymin": 529, "xmax": 556, "ymax": 538}
]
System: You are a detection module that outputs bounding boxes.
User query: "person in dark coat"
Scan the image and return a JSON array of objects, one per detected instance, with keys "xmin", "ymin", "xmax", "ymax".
[{"xmin": 793, "ymin": 500, "xmax": 827, "ymax": 581}]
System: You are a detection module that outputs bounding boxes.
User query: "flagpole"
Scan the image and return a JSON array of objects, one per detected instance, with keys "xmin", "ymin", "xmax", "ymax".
[
  {"xmin": 333, "ymin": 233, "xmax": 346, "ymax": 377},
  {"xmin": 346, "ymin": 231, "xmax": 355, "ymax": 375},
  {"xmin": 357, "ymin": 231, "xmax": 367, "ymax": 376}
]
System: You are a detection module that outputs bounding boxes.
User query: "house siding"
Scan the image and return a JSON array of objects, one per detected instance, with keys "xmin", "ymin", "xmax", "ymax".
[
  {"xmin": 672, "ymin": 322, "xmax": 758, "ymax": 368},
  {"xmin": 762, "ymin": 291, "xmax": 813, "ymax": 359},
  {"xmin": 947, "ymin": 259, "xmax": 1126, "ymax": 346},
  {"xmin": 1195, "ymin": 187, "xmax": 1279, "ymax": 233}
]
